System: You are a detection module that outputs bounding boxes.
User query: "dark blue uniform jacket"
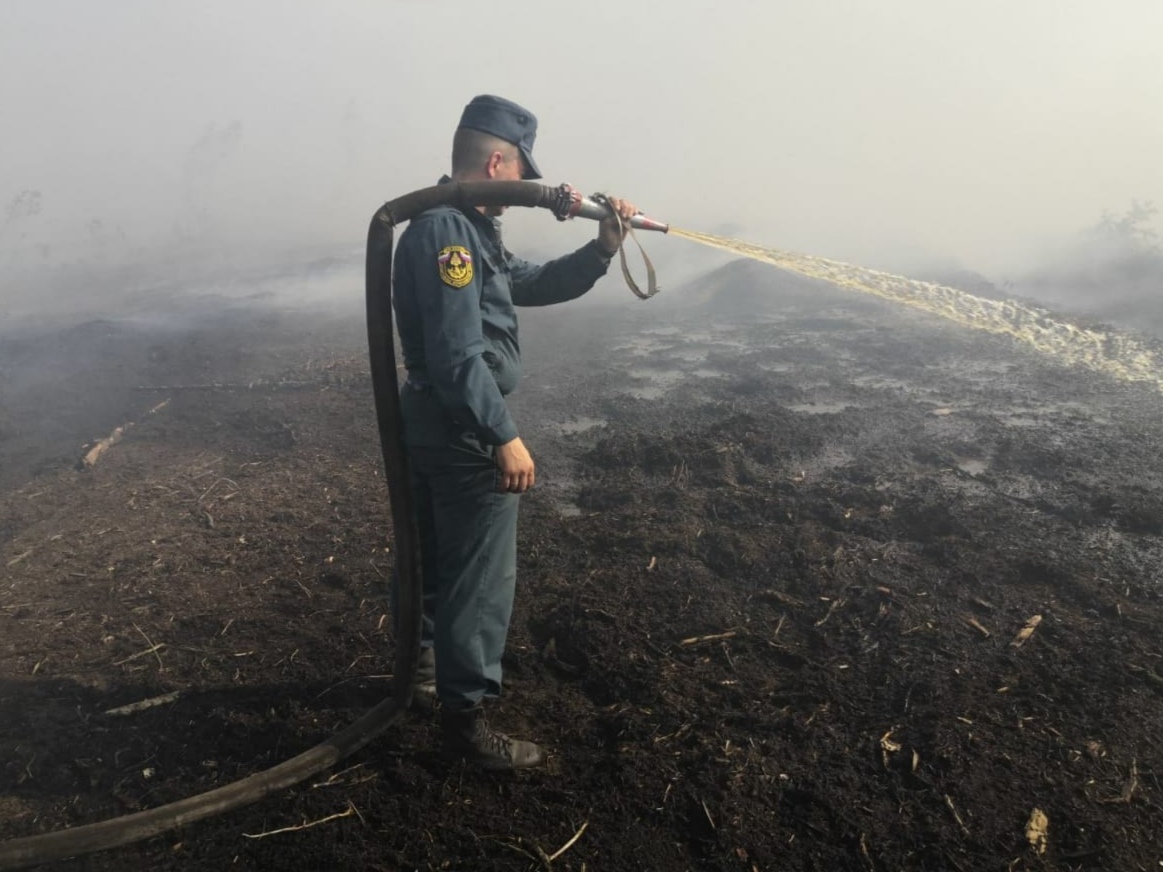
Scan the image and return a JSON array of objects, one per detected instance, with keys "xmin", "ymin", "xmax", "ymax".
[{"xmin": 393, "ymin": 179, "xmax": 612, "ymax": 448}]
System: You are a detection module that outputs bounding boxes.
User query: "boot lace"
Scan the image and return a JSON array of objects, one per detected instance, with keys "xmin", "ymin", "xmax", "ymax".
[{"xmin": 474, "ymin": 718, "xmax": 515, "ymax": 761}]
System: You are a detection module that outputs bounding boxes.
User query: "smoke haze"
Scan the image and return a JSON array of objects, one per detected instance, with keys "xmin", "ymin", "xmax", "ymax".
[{"xmin": 2, "ymin": 1, "xmax": 1161, "ymax": 317}]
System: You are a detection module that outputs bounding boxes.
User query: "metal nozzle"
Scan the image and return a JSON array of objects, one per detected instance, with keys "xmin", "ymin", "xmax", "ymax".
[
  {"xmin": 553, "ymin": 184, "xmax": 668, "ymax": 233},
  {"xmin": 627, "ymin": 211, "xmax": 670, "ymax": 234},
  {"xmin": 574, "ymin": 195, "xmax": 669, "ymax": 233}
]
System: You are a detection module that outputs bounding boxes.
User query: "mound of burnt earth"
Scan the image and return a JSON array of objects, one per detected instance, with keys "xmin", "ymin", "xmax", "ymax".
[{"xmin": 1, "ymin": 273, "xmax": 1161, "ymax": 870}]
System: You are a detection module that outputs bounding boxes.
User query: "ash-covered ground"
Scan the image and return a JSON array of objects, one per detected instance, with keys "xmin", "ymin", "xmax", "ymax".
[{"xmin": 2, "ymin": 258, "xmax": 1162, "ymax": 870}]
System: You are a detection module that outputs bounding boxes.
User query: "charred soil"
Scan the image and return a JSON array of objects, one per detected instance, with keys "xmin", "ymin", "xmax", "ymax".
[{"xmin": 2, "ymin": 262, "xmax": 1162, "ymax": 870}]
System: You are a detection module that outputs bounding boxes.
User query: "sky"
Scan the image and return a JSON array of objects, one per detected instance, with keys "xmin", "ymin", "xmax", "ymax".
[{"xmin": 2, "ymin": 0, "xmax": 1161, "ymax": 297}]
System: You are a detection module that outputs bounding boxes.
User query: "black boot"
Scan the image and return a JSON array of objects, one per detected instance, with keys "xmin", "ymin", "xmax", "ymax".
[
  {"xmin": 410, "ymin": 646, "xmax": 437, "ymax": 714},
  {"xmin": 440, "ymin": 705, "xmax": 544, "ymax": 771}
]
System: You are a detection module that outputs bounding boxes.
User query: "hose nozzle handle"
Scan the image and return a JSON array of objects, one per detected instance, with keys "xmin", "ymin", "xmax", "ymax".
[{"xmin": 551, "ymin": 184, "xmax": 669, "ymax": 233}]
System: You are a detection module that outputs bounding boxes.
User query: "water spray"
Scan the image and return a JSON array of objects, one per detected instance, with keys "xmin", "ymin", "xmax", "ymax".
[
  {"xmin": 665, "ymin": 228, "xmax": 1163, "ymax": 393},
  {"xmin": 565, "ymin": 194, "xmax": 1163, "ymax": 392},
  {"xmin": 560, "ymin": 192, "xmax": 1163, "ymax": 390}
]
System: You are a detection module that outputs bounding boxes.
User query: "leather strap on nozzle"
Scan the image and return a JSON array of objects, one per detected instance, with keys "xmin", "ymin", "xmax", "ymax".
[
  {"xmin": 591, "ymin": 192, "xmax": 661, "ymax": 300},
  {"xmin": 546, "ymin": 184, "xmax": 661, "ymax": 299}
]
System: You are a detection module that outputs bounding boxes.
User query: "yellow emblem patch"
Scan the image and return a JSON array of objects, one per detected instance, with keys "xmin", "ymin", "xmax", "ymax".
[{"xmin": 437, "ymin": 245, "xmax": 474, "ymax": 288}]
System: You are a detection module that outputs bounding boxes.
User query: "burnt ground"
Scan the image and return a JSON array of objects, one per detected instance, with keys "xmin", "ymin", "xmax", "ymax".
[{"xmin": 1, "ymin": 258, "xmax": 1162, "ymax": 870}]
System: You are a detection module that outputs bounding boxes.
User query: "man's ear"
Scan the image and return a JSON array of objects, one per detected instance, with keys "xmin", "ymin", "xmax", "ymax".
[{"xmin": 485, "ymin": 151, "xmax": 504, "ymax": 179}]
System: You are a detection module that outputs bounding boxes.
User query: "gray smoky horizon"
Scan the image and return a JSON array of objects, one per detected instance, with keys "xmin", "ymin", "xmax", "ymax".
[{"xmin": 2, "ymin": 1, "xmax": 1161, "ymax": 333}]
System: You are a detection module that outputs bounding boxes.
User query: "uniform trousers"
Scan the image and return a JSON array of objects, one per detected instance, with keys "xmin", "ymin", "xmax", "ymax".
[{"xmin": 395, "ymin": 385, "xmax": 520, "ymax": 711}]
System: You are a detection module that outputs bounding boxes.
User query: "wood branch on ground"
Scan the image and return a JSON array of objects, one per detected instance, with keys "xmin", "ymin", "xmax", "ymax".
[
  {"xmin": 815, "ymin": 597, "xmax": 846, "ymax": 627},
  {"xmin": 1011, "ymin": 615, "xmax": 1043, "ymax": 648},
  {"xmin": 548, "ymin": 821, "xmax": 589, "ymax": 863},
  {"xmin": 81, "ymin": 400, "xmax": 170, "ymax": 468},
  {"xmin": 112, "ymin": 643, "xmax": 165, "ymax": 666},
  {"xmin": 680, "ymin": 630, "xmax": 738, "ymax": 646},
  {"xmin": 103, "ymin": 691, "xmax": 182, "ymax": 716},
  {"xmin": 945, "ymin": 794, "xmax": 970, "ymax": 836},
  {"xmin": 758, "ymin": 589, "xmax": 803, "ymax": 607},
  {"xmin": 966, "ymin": 616, "xmax": 991, "ymax": 637},
  {"xmin": 241, "ymin": 802, "xmax": 360, "ymax": 839}
]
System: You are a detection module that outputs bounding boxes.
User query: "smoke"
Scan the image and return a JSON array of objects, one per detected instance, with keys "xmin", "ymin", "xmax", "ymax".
[
  {"xmin": 1005, "ymin": 202, "xmax": 1163, "ymax": 335},
  {"xmin": 1, "ymin": 0, "xmax": 1161, "ymax": 326}
]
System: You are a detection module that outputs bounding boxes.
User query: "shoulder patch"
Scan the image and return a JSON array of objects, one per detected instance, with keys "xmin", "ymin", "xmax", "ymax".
[{"xmin": 437, "ymin": 245, "xmax": 474, "ymax": 288}]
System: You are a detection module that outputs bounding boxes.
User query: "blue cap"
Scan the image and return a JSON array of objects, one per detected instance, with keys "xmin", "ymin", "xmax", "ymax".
[{"xmin": 457, "ymin": 94, "xmax": 542, "ymax": 180}]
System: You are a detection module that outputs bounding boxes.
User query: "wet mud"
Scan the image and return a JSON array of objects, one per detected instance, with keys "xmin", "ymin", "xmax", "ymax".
[{"xmin": 1, "ymin": 259, "xmax": 1161, "ymax": 869}]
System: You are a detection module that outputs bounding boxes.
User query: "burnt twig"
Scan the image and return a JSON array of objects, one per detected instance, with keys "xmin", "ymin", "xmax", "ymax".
[
  {"xmin": 680, "ymin": 630, "xmax": 737, "ymax": 647},
  {"xmin": 241, "ymin": 802, "xmax": 360, "ymax": 839},
  {"xmin": 104, "ymin": 691, "xmax": 181, "ymax": 717},
  {"xmin": 548, "ymin": 821, "xmax": 589, "ymax": 863}
]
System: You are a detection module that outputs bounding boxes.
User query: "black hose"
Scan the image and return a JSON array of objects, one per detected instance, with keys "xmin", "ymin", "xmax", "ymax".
[
  {"xmin": 366, "ymin": 181, "xmax": 562, "ymax": 715},
  {"xmin": 0, "ymin": 180, "xmax": 565, "ymax": 871}
]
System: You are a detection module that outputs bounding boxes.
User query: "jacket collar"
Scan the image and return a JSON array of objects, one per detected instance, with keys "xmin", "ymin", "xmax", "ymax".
[{"xmin": 438, "ymin": 175, "xmax": 502, "ymax": 238}]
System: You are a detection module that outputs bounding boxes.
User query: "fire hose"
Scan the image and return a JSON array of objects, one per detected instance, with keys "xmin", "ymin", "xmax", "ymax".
[{"xmin": 0, "ymin": 180, "xmax": 666, "ymax": 870}]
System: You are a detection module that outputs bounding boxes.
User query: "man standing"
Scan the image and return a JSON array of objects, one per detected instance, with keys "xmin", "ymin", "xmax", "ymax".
[{"xmin": 392, "ymin": 94, "xmax": 638, "ymax": 770}]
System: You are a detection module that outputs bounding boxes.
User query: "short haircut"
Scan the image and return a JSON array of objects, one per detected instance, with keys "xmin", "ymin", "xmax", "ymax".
[{"xmin": 452, "ymin": 127, "xmax": 519, "ymax": 176}]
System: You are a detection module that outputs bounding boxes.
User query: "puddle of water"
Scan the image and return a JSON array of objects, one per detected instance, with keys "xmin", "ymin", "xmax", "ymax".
[
  {"xmin": 543, "ymin": 477, "xmax": 585, "ymax": 517},
  {"xmin": 678, "ymin": 330, "xmax": 748, "ymax": 349},
  {"xmin": 852, "ymin": 374, "xmax": 911, "ymax": 391},
  {"xmin": 555, "ymin": 416, "xmax": 608, "ymax": 435},
  {"xmin": 992, "ymin": 401, "xmax": 1109, "ymax": 429},
  {"xmin": 797, "ymin": 380, "xmax": 836, "ymax": 391},
  {"xmin": 956, "ymin": 458, "xmax": 989, "ymax": 476},
  {"xmin": 625, "ymin": 367, "xmax": 685, "ymax": 383},
  {"xmin": 665, "ymin": 347, "xmax": 711, "ymax": 363},
  {"xmin": 620, "ymin": 367, "xmax": 686, "ymax": 400},
  {"xmin": 999, "ymin": 414, "xmax": 1039, "ymax": 428},
  {"xmin": 610, "ymin": 338, "xmax": 672, "ymax": 356},
  {"xmin": 786, "ymin": 401, "xmax": 855, "ymax": 415},
  {"xmin": 624, "ymin": 385, "xmax": 669, "ymax": 400},
  {"xmin": 994, "ymin": 406, "xmax": 1042, "ymax": 428}
]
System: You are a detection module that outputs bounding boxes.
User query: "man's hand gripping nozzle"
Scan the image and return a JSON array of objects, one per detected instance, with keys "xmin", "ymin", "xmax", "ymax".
[{"xmin": 551, "ymin": 183, "xmax": 665, "ymax": 299}]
